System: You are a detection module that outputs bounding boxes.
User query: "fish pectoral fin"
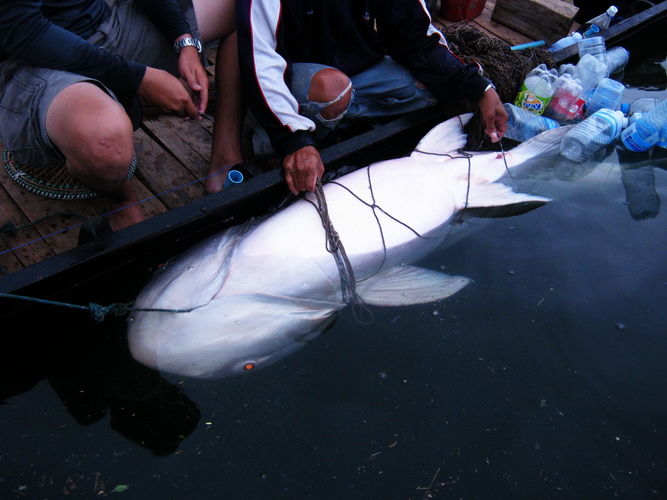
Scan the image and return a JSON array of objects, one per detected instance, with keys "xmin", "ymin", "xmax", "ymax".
[
  {"xmin": 462, "ymin": 182, "xmax": 551, "ymax": 218},
  {"xmin": 355, "ymin": 266, "xmax": 470, "ymax": 306}
]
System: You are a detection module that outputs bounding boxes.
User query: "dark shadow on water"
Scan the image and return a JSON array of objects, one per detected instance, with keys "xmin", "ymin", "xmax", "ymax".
[{"xmin": 1, "ymin": 312, "xmax": 200, "ymax": 457}]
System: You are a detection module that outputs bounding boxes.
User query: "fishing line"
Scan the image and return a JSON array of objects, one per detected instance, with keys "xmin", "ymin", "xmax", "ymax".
[
  {"xmin": 410, "ymin": 148, "xmax": 474, "ymax": 225},
  {"xmin": 306, "ymin": 149, "xmax": 476, "ymax": 325},
  {"xmin": 325, "ymin": 164, "xmax": 439, "ymax": 281},
  {"xmin": 0, "ymin": 292, "xmax": 193, "ymax": 322}
]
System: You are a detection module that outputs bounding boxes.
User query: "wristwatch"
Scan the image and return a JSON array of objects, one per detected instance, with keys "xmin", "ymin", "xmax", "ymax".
[{"xmin": 173, "ymin": 37, "xmax": 202, "ymax": 55}]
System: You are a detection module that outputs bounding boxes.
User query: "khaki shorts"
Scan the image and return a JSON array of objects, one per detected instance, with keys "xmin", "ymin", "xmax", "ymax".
[{"xmin": 0, "ymin": 0, "xmax": 199, "ymax": 168}]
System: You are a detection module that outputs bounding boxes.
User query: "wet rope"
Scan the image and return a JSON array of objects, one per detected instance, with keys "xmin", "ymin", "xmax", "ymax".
[
  {"xmin": 307, "ymin": 180, "xmax": 374, "ymax": 323},
  {"xmin": 0, "ymin": 293, "xmax": 193, "ymax": 323}
]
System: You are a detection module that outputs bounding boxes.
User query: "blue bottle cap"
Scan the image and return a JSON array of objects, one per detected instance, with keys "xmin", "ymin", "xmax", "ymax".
[{"xmin": 583, "ymin": 24, "xmax": 601, "ymax": 38}]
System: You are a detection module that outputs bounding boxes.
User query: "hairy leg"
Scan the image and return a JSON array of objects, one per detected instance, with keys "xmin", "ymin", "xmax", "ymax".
[{"xmin": 46, "ymin": 82, "xmax": 144, "ymax": 231}]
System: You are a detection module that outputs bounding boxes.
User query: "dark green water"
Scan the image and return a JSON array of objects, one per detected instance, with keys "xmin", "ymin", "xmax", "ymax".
[{"xmin": 2, "ymin": 87, "xmax": 667, "ymax": 498}]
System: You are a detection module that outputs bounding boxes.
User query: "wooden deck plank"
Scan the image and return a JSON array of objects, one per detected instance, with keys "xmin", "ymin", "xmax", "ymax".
[
  {"xmin": 132, "ymin": 127, "xmax": 207, "ymax": 209},
  {"xmin": 0, "ymin": 172, "xmax": 102, "ymax": 253},
  {"xmin": 0, "ymin": 182, "xmax": 58, "ymax": 271},
  {"xmin": 1, "ymin": 133, "xmax": 175, "ymax": 271},
  {"xmin": 140, "ymin": 114, "xmax": 212, "ymax": 178}
]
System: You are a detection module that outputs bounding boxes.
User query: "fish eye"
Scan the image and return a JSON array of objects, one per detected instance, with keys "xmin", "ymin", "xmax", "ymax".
[{"xmin": 243, "ymin": 361, "xmax": 256, "ymax": 371}]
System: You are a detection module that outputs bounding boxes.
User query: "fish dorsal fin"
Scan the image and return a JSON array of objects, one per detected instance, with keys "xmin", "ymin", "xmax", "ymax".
[
  {"xmin": 461, "ymin": 182, "xmax": 551, "ymax": 217},
  {"xmin": 410, "ymin": 113, "xmax": 474, "ymax": 160},
  {"xmin": 356, "ymin": 265, "xmax": 470, "ymax": 306}
]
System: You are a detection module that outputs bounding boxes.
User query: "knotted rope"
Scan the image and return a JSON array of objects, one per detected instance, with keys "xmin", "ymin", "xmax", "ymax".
[{"xmin": 0, "ymin": 293, "xmax": 192, "ymax": 322}]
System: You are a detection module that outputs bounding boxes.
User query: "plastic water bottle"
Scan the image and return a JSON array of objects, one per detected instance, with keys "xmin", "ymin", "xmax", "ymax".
[
  {"xmin": 585, "ymin": 77, "xmax": 625, "ymax": 116},
  {"xmin": 585, "ymin": 5, "xmax": 618, "ymax": 31},
  {"xmin": 578, "ymin": 36, "xmax": 607, "ymax": 67},
  {"xmin": 560, "ymin": 109, "xmax": 627, "ymax": 162},
  {"xmin": 558, "ymin": 63, "xmax": 578, "ymax": 77},
  {"xmin": 620, "ymin": 97, "xmax": 658, "ymax": 116},
  {"xmin": 657, "ymin": 122, "xmax": 667, "ymax": 149},
  {"xmin": 576, "ymin": 54, "xmax": 608, "ymax": 102},
  {"xmin": 504, "ymin": 103, "xmax": 560, "ymax": 142},
  {"xmin": 550, "ymin": 32, "xmax": 583, "ymax": 53},
  {"xmin": 514, "ymin": 64, "xmax": 558, "ymax": 115},
  {"xmin": 620, "ymin": 99, "xmax": 667, "ymax": 152},
  {"xmin": 605, "ymin": 46, "xmax": 630, "ymax": 76},
  {"xmin": 544, "ymin": 73, "xmax": 585, "ymax": 123}
]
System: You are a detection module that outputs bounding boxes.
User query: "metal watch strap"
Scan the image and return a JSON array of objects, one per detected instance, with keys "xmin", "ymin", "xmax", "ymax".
[{"xmin": 173, "ymin": 37, "xmax": 202, "ymax": 55}]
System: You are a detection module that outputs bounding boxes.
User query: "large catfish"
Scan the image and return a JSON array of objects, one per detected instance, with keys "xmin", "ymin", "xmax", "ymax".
[{"xmin": 128, "ymin": 114, "xmax": 568, "ymax": 378}]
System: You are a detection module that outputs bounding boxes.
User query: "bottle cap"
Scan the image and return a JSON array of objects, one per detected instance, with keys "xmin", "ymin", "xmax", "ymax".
[
  {"xmin": 620, "ymin": 102, "xmax": 630, "ymax": 114},
  {"xmin": 583, "ymin": 25, "xmax": 601, "ymax": 38},
  {"xmin": 607, "ymin": 6, "xmax": 618, "ymax": 17}
]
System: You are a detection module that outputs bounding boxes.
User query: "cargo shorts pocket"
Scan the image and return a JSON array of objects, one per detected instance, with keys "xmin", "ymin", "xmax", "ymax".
[{"xmin": 0, "ymin": 68, "xmax": 62, "ymax": 167}]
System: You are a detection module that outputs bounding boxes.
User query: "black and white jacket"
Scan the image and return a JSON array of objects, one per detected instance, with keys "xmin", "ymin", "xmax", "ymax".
[{"xmin": 237, "ymin": 0, "xmax": 491, "ymax": 155}]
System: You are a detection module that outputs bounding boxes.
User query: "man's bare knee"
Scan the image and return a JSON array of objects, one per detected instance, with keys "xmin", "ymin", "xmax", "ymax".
[{"xmin": 308, "ymin": 68, "xmax": 352, "ymax": 120}]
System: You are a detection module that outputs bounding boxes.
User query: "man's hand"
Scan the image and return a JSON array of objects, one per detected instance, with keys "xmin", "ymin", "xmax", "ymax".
[
  {"xmin": 137, "ymin": 67, "xmax": 200, "ymax": 120},
  {"xmin": 177, "ymin": 46, "xmax": 209, "ymax": 115},
  {"xmin": 282, "ymin": 145, "xmax": 325, "ymax": 195},
  {"xmin": 479, "ymin": 87, "xmax": 507, "ymax": 143}
]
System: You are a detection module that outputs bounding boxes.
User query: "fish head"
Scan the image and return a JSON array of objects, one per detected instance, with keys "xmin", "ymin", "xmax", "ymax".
[{"xmin": 128, "ymin": 292, "xmax": 340, "ymax": 379}]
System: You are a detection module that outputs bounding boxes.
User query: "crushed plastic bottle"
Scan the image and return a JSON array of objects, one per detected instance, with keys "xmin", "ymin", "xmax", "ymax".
[
  {"xmin": 561, "ymin": 108, "xmax": 627, "ymax": 162},
  {"xmin": 620, "ymin": 97, "xmax": 658, "ymax": 116},
  {"xmin": 549, "ymin": 32, "xmax": 583, "ymax": 53},
  {"xmin": 585, "ymin": 77, "xmax": 625, "ymax": 116},
  {"xmin": 558, "ymin": 63, "xmax": 578, "ymax": 77},
  {"xmin": 514, "ymin": 64, "xmax": 558, "ymax": 115},
  {"xmin": 504, "ymin": 103, "xmax": 560, "ymax": 142},
  {"xmin": 544, "ymin": 73, "xmax": 585, "ymax": 123},
  {"xmin": 605, "ymin": 46, "xmax": 630, "ymax": 76},
  {"xmin": 576, "ymin": 54, "xmax": 608, "ymax": 102},
  {"xmin": 578, "ymin": 36, "xmax": 607, "ymax": 67}
]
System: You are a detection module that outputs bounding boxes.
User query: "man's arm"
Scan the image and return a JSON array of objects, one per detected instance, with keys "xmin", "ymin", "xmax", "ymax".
[
  {"xmin": 130, "ymin": 0, "xmax": 208, "ymax": 116},
  {"xmin": 378, "ymin": 0, "xmax": 506, "ymax": 141},
  {"xmin": 0, "ymin": 0, "xmax": 145, "ymax": 107},
  {"xmin": 238, "ymin": 0, "xmax": 324, "ymax": 193},
  {"xmin": 1, "ymin": 0, "xmax": 202, "ymax": 119},
  {"xmin": 237, "ymin": 0, "xmax": 316, "ymax": 155}
]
